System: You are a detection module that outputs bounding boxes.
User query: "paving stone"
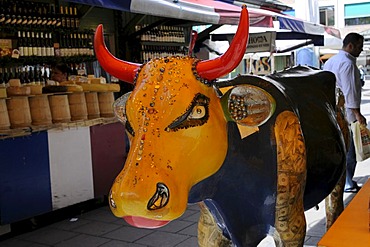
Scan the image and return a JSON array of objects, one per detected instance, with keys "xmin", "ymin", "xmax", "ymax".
[
  {"xmin": 16, "ymin": 228, "xmax": 78, "ymax": 245},
  {"xmin": 102, "ymin": 226, "xmax": 152, "ymax": 242},
  {"xmin": 71, "ymin": 221, "xmax": 121, "ymax": 236},
  {"xmin": 54, "ymin": 234, "xmax": 110, "ymax": 247},
  {"xmin": 100, "ymin": 239, "xmax": 148, "ymax": 247},
  {"xmin": 135, "ymin": 231, "xmax": 190, "ymax": 247}
]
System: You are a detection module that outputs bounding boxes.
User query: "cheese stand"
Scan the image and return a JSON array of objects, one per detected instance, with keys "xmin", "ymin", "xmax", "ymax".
[{"xmin": 0, "ymin": 120, "xmax": 127, "ymax": 225}]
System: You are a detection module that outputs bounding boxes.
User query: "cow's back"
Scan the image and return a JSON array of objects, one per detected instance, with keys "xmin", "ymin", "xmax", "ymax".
[{"xmin": 267, "ymin": 66, "xmax": 346, "ymax": 209}]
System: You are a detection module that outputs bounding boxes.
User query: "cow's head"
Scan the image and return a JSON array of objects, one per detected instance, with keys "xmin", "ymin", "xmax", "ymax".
[{"xmin": 94, "ymin": 6, "xmax": 274, "ymax": 229}]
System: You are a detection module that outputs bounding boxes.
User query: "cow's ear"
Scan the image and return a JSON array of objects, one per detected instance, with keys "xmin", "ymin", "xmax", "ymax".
[
  {"xmin": 221, "ymin": 85, "xmax": 275, "ymax": 126},
  {"xmin": 113, "ymin": 92, "xmax": 131, "ymax": 123}
]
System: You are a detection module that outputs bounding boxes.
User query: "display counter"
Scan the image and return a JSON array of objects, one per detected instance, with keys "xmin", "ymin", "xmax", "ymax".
[
  {"xmin": 0, "ymin": 120, "xmax": 126, "ymax": 225},
  {"xmin": 317, "ymin": 178, "xmax": 370, "ymax": 247}
]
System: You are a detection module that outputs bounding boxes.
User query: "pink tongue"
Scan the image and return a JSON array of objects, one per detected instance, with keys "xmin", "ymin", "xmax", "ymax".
[{"xmin": 123, "ymin": 216, "xmax": 170, "ymax": 229}]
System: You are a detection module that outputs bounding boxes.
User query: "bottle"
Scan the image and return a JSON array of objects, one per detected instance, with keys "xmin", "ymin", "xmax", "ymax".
[
  {"xmin": 31, "ymin": 3, "xmax": 38, "ymax": 27},
  {"xmin": 26, "ymin": 31, "xmax": 32, "ymax": 56},
  {"xmin": 26, "ymin": 2, "xmax": 33, "ymax": 26},
  {"xmin": 4, "ymin": 2, "xmax": 12, "ymax": 26},
  {"xmin": 47, "ymin": 4, "xmax": 53, "ymax": 27},
  {"xmin": 53, "ymin": 5, "xmax": 61, "ymax": 28},
  {"xmin": 0, "ymin": 68, "xmax": 4, "ymax": 87},
  {"xmin": 8, "ymin": 67, "xmax": 14, "ymax": 81},
  {"xmin": 24, "ymin": 67, "xmax": 30, "ymax": 84},
  {"xmin": 22, "ymin": 31, "xmax": 29, "ymax": 57},
  {"xmin": 3, "ymin": 67, "xmax": 9, "ymax": 85},
  {"xmin": 36, "ymin": 32, "xmax": 42, "ymax": 57},
  {"xmin": 17, "ymin": 30, "xmax": 24, "ymax": 57},
  {"xmin": 73, "ymin": 6, "xmax": 79, "ymax": 29},
  {"xmin": 69, "ymin": 6, "xmax": 75, "ymax": 29},
  {"xmin": 60, "ymin": 5, "xmax": 65, "ymax": 28},
  {"xmin": 65, "ymin": 6, "xmax": 70, "ymax": 29},
  {"xmin": 40, "ymin": 32, "xmax": 47, "ymax": 57},
  {"xmin": 47, "ymin": 33, "xmax": 54, "ymax": 57},
  {"xmin": 36, "ymin": 3, "xmax": 43, "ymax": 27},
  {"xmin": 14, "ymin": 66, "xmax": 19, "ymax": 81},
  {"xmin": 19, "ymin": 66, "xmax": 25, "ymax": 84},
  {"xmin": 28, "ymin": 66, "xmax": 35, "ymax": 84},
  {"xmin": 34, "ymin": 66, "xmax": 41, "ymax": 85},
  {"xmin": 0, "ymin": 4, "xmax": 5, "ymax": 26},
  {"xmin": 21, "ymin": 4, "xmax": 28, "ymax": 26},
  {"xmin": 31, "ymin": 32, "xmax": 38, "ymax": 56},
  {"xmin": 41, "ymin": 3, "xmax": 48, "ymax": 27},
  {"xmin": 87, "ymin": 33, "xmax": 94, "ymax": 56},
  {"xmin": 72, "ymin": 33, "xmax": 78, "ymax": 56},
  {"xmin": 16, "ymin": 2, "xmax": 23, "ymax": 26},
  {"xmin": 59, "ymin": 33, "xmax": 65, "ymax": 57}
]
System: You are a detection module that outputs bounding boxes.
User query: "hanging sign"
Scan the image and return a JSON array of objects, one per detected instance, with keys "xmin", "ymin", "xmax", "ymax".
[{"xmin": 246, "ymin": 32, "xmax": 276, "ymax": 53}]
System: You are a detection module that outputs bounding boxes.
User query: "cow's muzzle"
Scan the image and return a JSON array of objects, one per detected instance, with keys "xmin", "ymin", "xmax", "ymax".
[{"xmin": 147, "ymin": 183, "xmax": 170, "ymax": 210}]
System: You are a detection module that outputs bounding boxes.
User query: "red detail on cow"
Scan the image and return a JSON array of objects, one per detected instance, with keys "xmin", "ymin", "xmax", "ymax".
[
  {"xmin": 123, "ymin": 216, "xmax": 170, "ymax": 229},
  {"xmin": 94, "ymin": 25, "xmax": 141, "ymax": 84},
  {"xmin": 197, "ymin": 6, "xmax": 250, "ymax": 81}
]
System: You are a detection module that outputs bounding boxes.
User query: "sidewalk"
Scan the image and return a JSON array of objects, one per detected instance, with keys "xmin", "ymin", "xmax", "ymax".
[{"xmin": 1, "ymin": 83, "xmax": 370, "ymax": 247}]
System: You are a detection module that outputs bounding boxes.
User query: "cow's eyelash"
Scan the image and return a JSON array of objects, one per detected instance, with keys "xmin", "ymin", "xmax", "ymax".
[{"xmin": 166, "ymin": 93, "xmax": 210, "ymax": 132}]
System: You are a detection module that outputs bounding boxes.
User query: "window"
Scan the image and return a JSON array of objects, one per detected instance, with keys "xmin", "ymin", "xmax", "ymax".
[
  {"xmin": 345, "ymin": 3, "xmax": 370, "ymax": 26},
  {"xmin": 319, "ymin": 6, "xmax": 335, "ymax": 26}
]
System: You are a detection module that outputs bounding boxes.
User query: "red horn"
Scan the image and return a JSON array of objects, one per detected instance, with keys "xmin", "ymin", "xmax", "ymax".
[
  {"xmin": 197, "ymin": 6, "xmax": 249, "ymax": 81},
  {"xmin": 94, "ymin": 24, "xmax": 141, "ymax": 84}
]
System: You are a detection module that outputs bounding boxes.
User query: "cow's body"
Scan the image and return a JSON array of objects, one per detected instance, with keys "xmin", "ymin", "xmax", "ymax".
[
  {"xmin": 189, "ymin": 67, "xmax": 346, "ymax": 246},
  {"xmin": 93, "ymin": 7, "xmax": 346, "ymax": 247}
]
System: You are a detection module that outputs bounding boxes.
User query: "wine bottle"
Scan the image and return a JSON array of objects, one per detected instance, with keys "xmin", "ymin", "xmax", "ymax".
[
  {"xmin": 36, "ymin": 3, "xmax": 43, "ymax": 27},
  {"xmin": 31, "ymin": 3, "xmax": 38, "ymax": 27},
  {"xmin": 0, "ymin": 68, "xmax": 4, "ymax": 87},
  {"xmin": 28, "ymin": 66, "xmax": 35, "ymax": 84},
  {"xmin": 69, "ymin": 6, "xmax": 75, "ymax": 29},
  {"xmin": 26, "ymin": 31, "xmax": 32, "ymax": 56},
  {"xmin": 36, "ymin": 32, "xmax": 42, "ymax": 57},
  {"xmin": 72, "ymin": 33, "xmax": 78, "ymax": 56},
  {"xmin": 0, "ymin": 3, "xmax": 5, "ymax": 25},
  {"xmin": 60, "ymin": 5, "xmax": 65, "ymax": 28},
  {"xmin": 31, "ymin": 32, "xmax": 38, "ymax": 56},
  {"xmin": 22, "ymin": 31, "xmax": 29, "ymax": 57},
  {"xmin": 47, "ymin": 33, "xmax": 54, "ymax": 57},
  {"xmin": 24, "ymin": 66, "xmax": 30, "ymax": 84},
  {"xmin": 16, "ymin": 2, "xmax": 22, "ymax": 26},
  {"xmin": 34, "ymin": 66, "xmax": 41, "ymax": 85},
  {"xmin": 4, "ymin": 1, "xmax": 12, "ymax": 26},
  {"xmin": 65, "ymin": 6, "xmax": 70, "ymax": 29},
  {"xmin": 41, "ymin": 3, "xmax": 48, "ymax": 26},
  {"xmin": 19, "ymin": 66, "xmax": 25, "ymax": 84},
  {"xmin": 40, "ymin": 32, "xmax": 47, "ymax": 57},
  {"xmin": 17, "ymin": 30, "xmax": 24, "ymax": 57},
  {"xmin": 73, "ymin": 6, "xmax": 79, "ymax": 30},
  {"xmin": 21, "ymin": 3, "xmax": 28, "ymax": 26},
  {"xmin": 53, "ymin": 5, "xmax": 61, "ymax": 28},
  {"xmin": 3, "ymin": 67, "xmax": 9, "ymax": 85}
]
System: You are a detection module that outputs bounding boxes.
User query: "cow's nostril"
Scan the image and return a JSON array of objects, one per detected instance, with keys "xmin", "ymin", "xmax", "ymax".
[{"xmin": 147, "ymin": 183, "xmax": 170, "ymax": 210}]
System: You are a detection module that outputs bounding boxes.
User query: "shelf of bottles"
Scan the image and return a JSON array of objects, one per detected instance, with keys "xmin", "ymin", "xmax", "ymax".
[
  {"xmin": 0, "ymin": 63, "xmax": 88, "ymax": 87},
  {"xmin": 135, "ymin": 25, "xmax": 187, "ymax": 63},
  {"xmin": 0, "ymin": 0, "xmax": 95, "ymax": 68}
]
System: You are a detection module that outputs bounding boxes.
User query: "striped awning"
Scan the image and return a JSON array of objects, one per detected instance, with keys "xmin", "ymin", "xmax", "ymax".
[{"xmin": 66, "ymin": 0, "xmax": 341, "ymax": 39}]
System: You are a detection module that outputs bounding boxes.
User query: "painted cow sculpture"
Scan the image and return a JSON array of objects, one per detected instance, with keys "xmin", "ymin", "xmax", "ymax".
[{"xmin": 94, "ymin": 6, "xmax": 346, "ymax": 247}]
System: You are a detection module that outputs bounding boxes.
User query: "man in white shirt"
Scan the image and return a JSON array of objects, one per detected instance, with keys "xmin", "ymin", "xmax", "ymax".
[{"xmin": 323, "ymin": 32, "xmax": 365, "ymax": 193}]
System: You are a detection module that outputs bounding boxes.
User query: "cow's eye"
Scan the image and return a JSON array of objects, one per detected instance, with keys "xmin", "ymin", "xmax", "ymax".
[
  {"xmin": 166, "ymin": 93, "xmax": 209, "ymax": 131},
  {"xmin": 189, "ymin": 106, "xmax": 206, "ymax": 119}
]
